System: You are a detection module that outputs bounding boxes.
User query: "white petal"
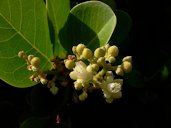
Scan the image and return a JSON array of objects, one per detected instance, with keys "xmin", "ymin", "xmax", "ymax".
[{"xmin": 107, "ymin": 82, "xmax": 121, "ymax": 93}]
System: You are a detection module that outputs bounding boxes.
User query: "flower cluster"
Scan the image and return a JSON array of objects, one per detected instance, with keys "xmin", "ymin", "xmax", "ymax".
[
  {"xmin": 18, "ymin": 51, "xmax": 59, "ymax": 95},
  {"xmin": 64, "ymin": 43, "xmax": 132, "ymax": 103}
]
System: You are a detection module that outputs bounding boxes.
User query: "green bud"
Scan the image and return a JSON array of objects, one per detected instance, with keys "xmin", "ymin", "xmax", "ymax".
[
  {"xmin": 30, "ymin": 57, "xmax": 41, "ymax": 67},
  {"xmin": 91, "ymin": 64, "xmax": 99, "ymax": 72},
  {"xmin": 107, "ymin": 45, "xmax": 119, "ymax": 57},
  {"xmin": 50, "ymin": 85, "xmax": 59, "ymax": 95},
  {"xmin": 86, "ymin": 64, "xmax": 99, "ymax": 73},
  {"xmin": 122, "ymin": 61, "xmax": 132, "ymax": 73},
  {"xmin": 106, "ymin": 71, "xmax": 113, "ymax": 76},
  {"xmin": 72, "ymin": 46, "xmax": 76, "ymax": 54},
  {"xmin": 115, "ymin": 66, "xmax": 124, "ymax": 76},
  {"xmin": 82, "ymin": 48, "xmax": 93, "ymax": 59},
  {"xmin": 107, "ymin": 56, "xmax": 116, "ymax": 63},
  {"xmin": 122, "ymin": 56, "xmax": 132, "ymax": 62},
  {"xmin": 97, "ymin": 57, "xmax": 105, "ymax": 66},
  {"xmin": 76, "ymin": 44, "xmax": 85, "ymax": 55},
  {"xmin": 86, "ymin": 65, "xmax": 93, "ymax": 73},
  {"xmin": 64, "ymin": 59, "xmax": 75, "ymax": 70},
  {"xmin": 18, "ymin": 51, "xmax": 26, "ymax": 58},
  {"xmin": 74, "ymin": 82, "xmax": 82, "ymax": 90},
  {"xmin": 28, "ymin": 55, "xmax": 34, "ymax": 62},
  {"xmin": 79, "ymin": 91, "xmax": 88, "ymax": 101},
  {"xmin": 94, "ymin": 48, "xmax": 105, "ymax": 58}
]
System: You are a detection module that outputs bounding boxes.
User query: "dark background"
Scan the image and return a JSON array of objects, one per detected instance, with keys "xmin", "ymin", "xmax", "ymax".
[{"xmin": 1, "ymin": 0, "xmax": 171, "ymax": 128}]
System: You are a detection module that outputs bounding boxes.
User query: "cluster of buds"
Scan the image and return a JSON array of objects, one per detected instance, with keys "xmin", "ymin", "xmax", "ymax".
[
  {"xmin": 18, "ymin": 51, "xmax": 58, "ymax": 95},
  {"xmin": 64, "ymin": 43, "xmax": 132, "ymax": 103}
]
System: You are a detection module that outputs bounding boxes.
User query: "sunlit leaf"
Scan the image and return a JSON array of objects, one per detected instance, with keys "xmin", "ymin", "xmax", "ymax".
[
  {"xmin": 62, "ymin": 1, "xmax": 117, "ymax": 53},
  {"xmin": 0, "ymin": 0, "xmax": 53, "ymax": 87},
  {"xmin": 46, "ymin": 0, "xmax": 70, "ymax": 58}
]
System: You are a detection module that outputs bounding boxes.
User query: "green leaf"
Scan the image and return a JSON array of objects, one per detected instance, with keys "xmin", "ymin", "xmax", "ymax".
[
  {"xmin": 0, "ymin": 0, "xmax": 53, "ymax": 87},
  {"xmin": 46, "ymin": 0, "xmax": 70, "ymax": 58},
  {"xmin": 62, "ymin": 1, "xmax": 117, "ymax": 53},
  {"xmin": 19, "ymin": 117, "xmax": 49, "ymax": 128},
  {"xmin": 90, "ymin": 0, "xmax": 117, "ymax": 10}
]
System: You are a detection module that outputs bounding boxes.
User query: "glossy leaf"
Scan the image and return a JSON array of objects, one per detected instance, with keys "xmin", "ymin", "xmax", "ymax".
[
  {"xmin": 62, "ymin": 1, "xmax": 117, "ymax": 53},
  {"xmin": 0, "ymin": 0, "xmax": 53, "ymax": 87},
  {"xmin": 46, "ymin": 0, "xmax": 70, "ymax": 58}
]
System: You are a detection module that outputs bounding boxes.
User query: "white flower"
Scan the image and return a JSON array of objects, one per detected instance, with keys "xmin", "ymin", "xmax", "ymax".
[
  {"xmin": 107, "ymin": 82, "xmax": 121, "ymax": 94},
  {"xmin": 100, "ymin": 71, "xmax": 123, "ymax": 102},
  {"xmin": 69, "ymin": 61, "xmax": 93, "ymax": 83}
]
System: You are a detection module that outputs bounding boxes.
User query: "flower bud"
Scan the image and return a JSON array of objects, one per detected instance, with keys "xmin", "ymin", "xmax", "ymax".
[
  {"xmin": 107, "ymin": 45, "xmax": 119, "ymax": 57},
  {"xmin": 79, "ymin": 91, "xmax": 88, "ymax": 101},
  {"xmin": 27, "ymin": 65, "xmax": 32, "ymax": 71},
  {"xmin": 31, "ymin": 66, "xmax": 38, "ymax": 72},
  {"xmin": 30, "ymin": 57, "xmax": 41, "ymax": 67},
  {"xmin": 86, "ymin": 65, "xmax": 93, "ymax": 73},
  {"xmin": 122, "ymin": 61, "xmax": 132, "ymax": 73},
  {"xmin": 18, "ymin": 51, "xmax": 25, "ymax": 58},
  {"xmin": 106, "ymin": 71, "xmax": 113, "ymax": 77},
  {"xmin": 81, "ymin": 48, "xmax": 93, "ymax": 59},
  {"xmin": 29, "ymin": 75, "xmax": 35, "ymax": 81},
  {"xmin": 64, "ymin": 59, "xmax": 75, "ymax": 70},
  {"xmin": 33, "ymin": 77, "xmax": 40, "ymax": 83},
  {"xmin": 115, "ymin": 66, "xmax": 124, "ymax": 76},
  {"xmin": 72, "ymin": 46, "xmax": 76, "ymax": 54},
  {"xmin": 50, "ymin": 85, "xmax": 59, "ymax": 95},
  {"xmin": 94, "ymin": 47, "xmax": 105, "ymax": 58},
  {"xmin": 91, "ymin": 64, "xmax": 99, "ymax": 72},
  {"xmin": 107, "ymin": 56, "xmax": 116, "ymax": 63},
  {"xmin": 28, "ymin": 55, "xmax": 34, "ymax": 62},
  {"xmin": 74, "ymin": 81, "xmax": 82, "ymax": 90},
  {"xmin": 122, "ymin": 56, "xmax": 132, "ymax": 62},
  {"xmin": 97, "ymin": 57, "xmax": 105, "ymax": 66},
  {"xmin": 40, "ymin": 78, "xmax": 48, "ymax": 85},
  {"xmin": 86, "ymin": 64, "xmax": 99, "ymax": 73},
  {"xmin": 76, "ymin": 44, "xmax": 85, "ymax": 55}
]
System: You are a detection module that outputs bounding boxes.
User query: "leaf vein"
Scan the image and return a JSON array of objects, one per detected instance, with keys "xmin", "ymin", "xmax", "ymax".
[
  {"xmin": 0, "ymin": 13, "xmax": 52, "ymax": 65},
  {"xmin": 0, "ymin": 32, "xmax": 17, "ymax": 43}
]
